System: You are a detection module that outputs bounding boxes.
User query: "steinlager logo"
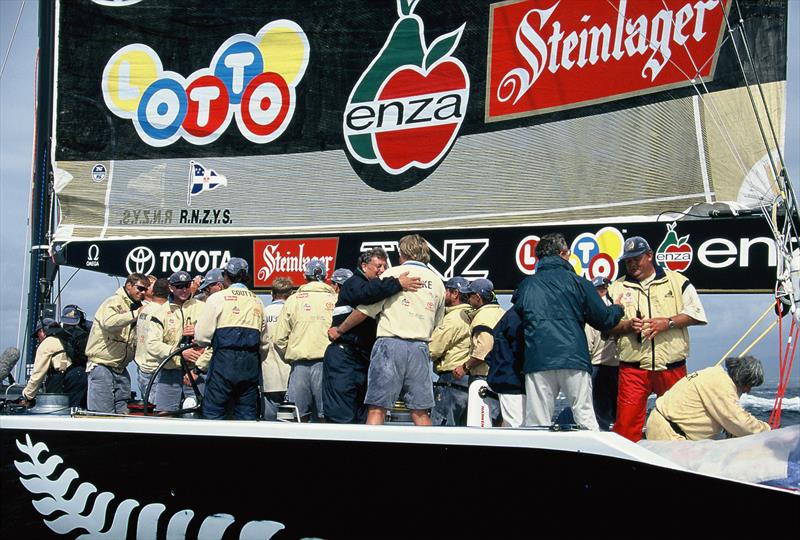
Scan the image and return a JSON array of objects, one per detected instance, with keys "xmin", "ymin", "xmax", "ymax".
[
  {"xmin": 343, "ymin": 0, "xmax": 470, "ymax": 191},
  {"xmin": 655, "ymin": 223, "xmax": 693, "ymax": 272}
]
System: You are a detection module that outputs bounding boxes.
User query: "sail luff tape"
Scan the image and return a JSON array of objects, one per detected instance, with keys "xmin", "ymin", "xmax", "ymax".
[{"xmin": 716, "ymin": 302, "xmax": 775, "ymax": 366}]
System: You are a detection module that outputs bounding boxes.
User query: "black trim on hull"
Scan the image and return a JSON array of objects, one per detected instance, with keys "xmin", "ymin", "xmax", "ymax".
[{"xmin": 1, "ymin": 420, "xmax": 796, "ymax": 539}]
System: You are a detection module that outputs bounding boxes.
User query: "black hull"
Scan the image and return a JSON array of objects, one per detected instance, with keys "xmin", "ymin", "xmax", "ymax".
[{"xmin": 1, "ymin": 417, "xmax": 795, "ymax": 539}]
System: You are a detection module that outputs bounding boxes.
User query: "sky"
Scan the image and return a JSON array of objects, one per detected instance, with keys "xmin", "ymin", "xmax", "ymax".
[{"xmin": 1, "ymin": 1, "xmax": 799, "ymax": 385}]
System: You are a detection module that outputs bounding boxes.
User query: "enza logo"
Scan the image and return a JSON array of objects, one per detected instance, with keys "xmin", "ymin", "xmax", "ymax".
[
  {"xmin": 343, "ymin": 0, "xmax": 469, "ymax": 191},
  {"xmin": 102, "ymin": 20, "xmax": 309, "ymax": 147},
  {"xmin": 126, "ymin": 246, "xmax": 156, "ymax": 275},
  {"xmin": 655, "ymin": 223, "xmax": 693, "ymax": 272}
]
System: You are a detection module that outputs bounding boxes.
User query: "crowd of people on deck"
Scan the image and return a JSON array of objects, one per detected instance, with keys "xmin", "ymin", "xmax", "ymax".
[{"xmin": 14, "ymin": 232, "xmax": 773, "ymax": 442}]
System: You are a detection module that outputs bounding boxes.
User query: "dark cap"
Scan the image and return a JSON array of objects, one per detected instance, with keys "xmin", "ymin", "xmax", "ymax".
[
  {"xmin": 444, "ymin": 276, "xmax": 470, "ymax": 291},
  {"xmin": 331, "ymin": 268, "xmax": 353, "ymax": 285},
  {"xmin": 619, "ymin": 236, "xmax": 652, "ymax": 260},
  {"xmin": 169, "ymin": 270, "xmax": 192, "ymax": 285},
  {"xmin": 591, "ymin": 276, "xmax": 611, "ymax": 288},
  {"xmin": 199, "ymin": 268, "xmax": 224, "ymax": 291},
  {"xmin": 464, "ymin": 278, "xmax": 494, "ymax": 298},
  {"xmin": 225, "ymin": 257, "xmax": 249, "ymax": 275},
  {"xmin": 61, "ymin": 304, "xmax": 84, "ymax": 325},
  {"xmin": 33, "ymin": 318, "xmax": 58, "ymax": 335},
  {"xmin": 304, "ymin": 258, "xmax": 327, "ymax": 281}
]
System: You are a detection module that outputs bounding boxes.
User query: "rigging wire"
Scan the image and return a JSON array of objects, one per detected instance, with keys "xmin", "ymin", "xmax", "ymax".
[{"xmin": 0, "ymin": 0, "xmax": 25, "ymax": 81}]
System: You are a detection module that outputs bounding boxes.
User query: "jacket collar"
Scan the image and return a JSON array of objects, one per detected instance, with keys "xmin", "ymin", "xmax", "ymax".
[{"xmin": 536, "ymin": 255, "xmax": 573, "ymax": 273}]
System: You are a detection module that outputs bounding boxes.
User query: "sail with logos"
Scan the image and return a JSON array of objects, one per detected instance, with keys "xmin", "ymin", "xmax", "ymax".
[
  {"xmin": 2, "ymin": 1, "xmax": 798, "ymax": 539},
  {"xmin": 45, "ymin": 0, "xmax": 790, "ymax": 295}
]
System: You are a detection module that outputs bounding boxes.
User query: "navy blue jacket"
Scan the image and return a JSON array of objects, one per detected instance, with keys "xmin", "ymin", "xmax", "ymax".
[
  {"xmin": 513, "ymin": 256, "xmax": 623, "ymax": 374},
  {"xmin": 333, "ymin": 269, "xmax": 403, "ymax": 354},
  {"xmin": 486, "ymin": 308, "xmax": 525, "ymax": 395}
]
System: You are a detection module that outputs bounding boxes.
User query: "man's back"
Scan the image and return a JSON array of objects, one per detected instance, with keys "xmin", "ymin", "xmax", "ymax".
[
  {"xmin": 514, "ymin": 256, "xmax": 622, "ymax": 374},
  {"xmin": 274, "ymin": 281, "xmax": 336, "ymax": 361},
  {"xmin": 359, "ymin": 262, "xmax": 445, "ymax": 341}
]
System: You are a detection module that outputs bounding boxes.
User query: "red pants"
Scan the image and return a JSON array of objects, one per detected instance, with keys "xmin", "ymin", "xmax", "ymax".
[{"xmin": 613, "ymin": 363, "xmax": 687, "ymax": 442}]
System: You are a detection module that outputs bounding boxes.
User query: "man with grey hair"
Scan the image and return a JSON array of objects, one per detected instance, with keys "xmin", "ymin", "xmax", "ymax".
[
  {"xmin": 513, "ymin": 233, "xmax": 623, "ymax": 430},
  {"xmin": 325, "ymin": 248, "xmax": 422, "ymax": 424},
  {"xmin": 645, "ymin": 356, "xmax": 770, "ymax": 440},
  {"xmin": 273, "ymin": 258, "xmax": 337, "ymax": 421},
  {"xmin": 335, "ymin": 235, "xmax": 445, "ymax": 425},
  {"xmin": 261, "ymin": 277, "xmax": 294, "ymax": 420}
]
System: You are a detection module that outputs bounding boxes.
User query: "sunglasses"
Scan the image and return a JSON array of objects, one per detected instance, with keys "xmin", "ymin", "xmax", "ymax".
[
  {"xmin": 134, "ymin": 285, "xmax": 148, "ymax": 292},
  {"xmin": 172, "ymin": 283, "xmax": 191, "ymax": 290}
]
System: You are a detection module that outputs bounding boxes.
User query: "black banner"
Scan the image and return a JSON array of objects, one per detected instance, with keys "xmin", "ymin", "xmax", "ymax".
[{"xmin": 61, "ymin": 217, "xmax": 779, "ymax": 293}]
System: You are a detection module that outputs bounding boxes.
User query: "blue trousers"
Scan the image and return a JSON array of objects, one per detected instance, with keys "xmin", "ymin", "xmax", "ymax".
[{"xmin": 322, "ymin": 343, "xmax": 370, "ymax": 424}]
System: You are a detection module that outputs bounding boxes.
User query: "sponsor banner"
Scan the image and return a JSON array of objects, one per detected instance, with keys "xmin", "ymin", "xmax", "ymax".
[
  {"xmin": 486, "ymin": 0, "xmax": 730, "ymax": 121},
  {"xmin": 61, "ymin": 217, "xmax": 779, "ymax": 293},
  {"xmin": 253, "ymin": 237, "xmax": 339, "ymax": 287},
  {"xmin": 52, "ymin": 1, "xmax": 786, "ymax": 242}
]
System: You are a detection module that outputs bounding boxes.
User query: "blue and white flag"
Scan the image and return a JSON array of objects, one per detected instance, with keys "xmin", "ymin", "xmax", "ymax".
[{"xmin": 187, "ymin": 161, "xmax": 227, "ymax": 206}]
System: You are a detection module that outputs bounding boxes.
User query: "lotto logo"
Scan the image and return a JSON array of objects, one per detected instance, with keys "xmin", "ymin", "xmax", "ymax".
[
  {"xmin": 101, "ymin": 20, "xmax": 310, "ymax": 147},
  {"xmin": 569, "ymin": 227, "xmax": 625, "ymax": 281}
]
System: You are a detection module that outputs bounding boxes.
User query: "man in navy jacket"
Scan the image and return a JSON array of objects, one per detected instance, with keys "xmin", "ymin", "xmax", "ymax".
[
  {"xmin": 513, "ymin": 233, "xmax": 623, "ymax": 430},
  {"xmin": 324, "ymin": 248, "xmax": 421, "ymax": 423}
]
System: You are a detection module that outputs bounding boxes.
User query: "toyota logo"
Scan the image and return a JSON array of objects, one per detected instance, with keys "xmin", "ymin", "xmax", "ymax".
[{"xmin": 126, "ymin": 246, "xmax": 156, "ymax": 275}]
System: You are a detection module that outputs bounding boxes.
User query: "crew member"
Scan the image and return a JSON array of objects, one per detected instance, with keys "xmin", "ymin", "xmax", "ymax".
[
  {"xmin": 325, "ymin": 250, "xmax": 421, "ymax": 424},
  {"xmin": 134, "ymin": 277, "xmax": 170, "ymax": 404},
  {"xmin": 455, "ymin": 278, "xmax": 505, "ymax": 425},
  {"xmin": 273, "ymin": 258, "xmax": 336, "ymax": 422},
  {"xmin": 514, "ymin": 233, "xmax": 623, "ymax": 430},
  {"xmin": 429, "ymin": 276, "xmax": 472, "ymax": 426},
  {"xmin": 609, "ymin": 236, "xmax": 708, "ymax": 441},
  {"xmin": 261, "ymin": 277, "xmax": 294, "ymax": 420},
  {"xmin": 144, "ymin": 271, "xmax": 205, "ymax": 412},
  {"xmin": 85, "ymin": 273, "xmax": 148, "ymax": 414},
  {"xmin": 20, "ymin": 318, "xmax": 61, "ymax": 406},
  {"xmin": 336, "ymin": 234, "xmax": 445, "ymax": 426},
  {"xmin": 195, "ymin": 257, "xmax": 267, "ymax": 420},
  {"xmin": 645, "ymin": 356, "xmax": 770, "ymax": 440}
]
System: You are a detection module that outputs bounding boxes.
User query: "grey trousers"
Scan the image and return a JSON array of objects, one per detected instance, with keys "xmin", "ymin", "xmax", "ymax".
[{"xmin": 87, "ymin": 364, "xmax": 131, "ymax": 414}]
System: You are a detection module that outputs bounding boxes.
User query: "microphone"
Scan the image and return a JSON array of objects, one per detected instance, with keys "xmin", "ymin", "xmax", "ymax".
[{"xmin": 0, "ymin": 347, "xmax": 21, "ymax": 384}]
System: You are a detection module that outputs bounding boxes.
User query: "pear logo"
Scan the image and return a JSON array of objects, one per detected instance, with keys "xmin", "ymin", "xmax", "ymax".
[
  {"xmin": 343, "ymin": 0, "xmax": 470, "ymax": 192},
  {"xmin": 655, "ymin": 223, "xmax": 693, "ymax": 272}
]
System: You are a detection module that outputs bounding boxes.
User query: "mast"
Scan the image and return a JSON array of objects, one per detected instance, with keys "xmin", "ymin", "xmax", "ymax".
[{"xmin": 25, "ymin": 0, "xmax": 57, "ymax": 366}]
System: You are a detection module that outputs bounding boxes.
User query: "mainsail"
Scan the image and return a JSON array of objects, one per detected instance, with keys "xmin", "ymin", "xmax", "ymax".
[{"xmin": 40, "ymin": 0, "xmax": 790, "ymax": 293}]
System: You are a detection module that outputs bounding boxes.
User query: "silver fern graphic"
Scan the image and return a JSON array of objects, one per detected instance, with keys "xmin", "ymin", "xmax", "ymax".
[{"xmin": 14, "ymin": 434, "xmax": 285, "ymax": 539}]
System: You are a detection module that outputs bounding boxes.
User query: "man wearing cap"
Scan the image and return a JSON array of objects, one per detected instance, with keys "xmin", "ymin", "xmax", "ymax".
[
  {"xmin": 56, "ymin": 304, "xmax": 91, "ymax": 407},
  {"xmin": 141, "ymin": 271, "xmax": 206, "ymax": 412},
  {"xmin": 85, "ymin": 273, "xmax": 149, "ymax": 414},
  {"xmin": 454, "ymin": 278, "xmax": 505, "ymax": 425},
  {"xmin": 260, "ymin": 277, "xmax": 294, "ymax": 420},
  {"xmin": 134, "ymin": 278, "xmax": 170, "ymax": 405},
  {"xmin": 183, "ymin": 268, "xmax": 226, "ymax": 396},
  {"xmin": 514, "ymin": 233, "xmax": 623, "ymax": 430},
  {"xmin": 428, "ymin": 276, "xmax": 472, "ymax": 426},
  {"xmin": 335, "ymin": 234, "xmax": 446, "ymax": 426},
  {"xmin": 325, "ymin": 249, "xmax": 422, "ymax": 424},
  {"xmin": 273, "ymin": 258, "xmax": 337, "ymax": 421},
  {"xmin": 195, "ymin": 257, "xmax": 267, "ymax": 420},
  {"xmin": 20, "ymin": 318, "xmax": 65, "ymax": 407},
  {"xmin": 608, "ymin": 235, "xmax": 707, "ymax": 441},
  {"xmin": 194, "ymin": 268, "xmax": 225, "ymax": 302}
]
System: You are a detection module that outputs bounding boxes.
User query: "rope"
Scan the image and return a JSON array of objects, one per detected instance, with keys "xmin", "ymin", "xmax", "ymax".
[
  {"xmin": 716, "ymin": 302, "xmax": 775, "ymax": 365},
  {"xmin": 0, "ymin": 0, "xmax": 25, "ymax": 81}
]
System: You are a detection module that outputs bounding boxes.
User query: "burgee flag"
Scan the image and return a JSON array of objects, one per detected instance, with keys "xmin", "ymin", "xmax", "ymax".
[{"xmin": 187, "ymin": 161, "xmax": 227, "ymax": 206}]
